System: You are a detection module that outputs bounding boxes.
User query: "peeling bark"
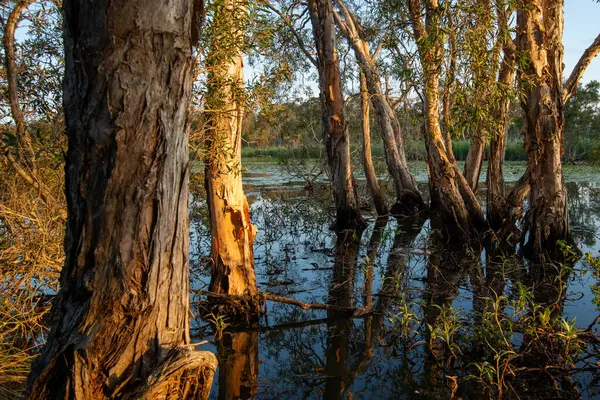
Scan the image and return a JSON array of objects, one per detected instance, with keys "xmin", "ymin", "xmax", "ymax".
[
  {"xmin": 307, "ymin": 0, "xmax": 366, "ymax": 230},
  {"xmin": 408, "ymin": 0, "xmax": 486, "ymax": 240},
  {"xmin": 204, "ymin": 1, "xmax": 258, "ymax": 305},
  {"xmin": 517, "ymin": 0, "xmax": 570, "ymax": 260},
  {"xmin": 27, "ymin": 0, "xmax": 214, "ymax": 398}
]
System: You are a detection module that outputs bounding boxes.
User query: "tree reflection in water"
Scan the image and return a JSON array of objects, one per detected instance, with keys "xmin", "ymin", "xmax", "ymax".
[{"xmin": 192, "ymin": 179, "xmax": 600, "ymax": 399}]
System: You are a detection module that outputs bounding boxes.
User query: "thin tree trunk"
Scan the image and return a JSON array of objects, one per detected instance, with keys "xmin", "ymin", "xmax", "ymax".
[
  {"xmin": 204, "ymin": 0, "xmax": 259, "ymax": 310},
  {"xmin": 517, "ymin": 0, "xmax": 570, "ymax": 260},
  {"xmin": 462, "ymin": 0, "xmax": 498, "ymax": 193},
  {"xmin": 3, "ymin": 0, "xmax": 35, "ymax": 163},
  {"xmin": 27, "ymin": 1, "xmax": 216, "ymax": 398},
  {"xmin": 333, "ymin": 1, "xmax": 425, "ymax": 216},
  {"xmin": 2, "ymin": 0, "xmax": 63, "ymax": 214},
  {"xmin": 360, "ymin": 71, "xmax": 388, "ymax": 216},
  {"xmin": 463, "ymin": 130, "xmax": 486, "ymax": 192},
  {"xmin": 487, "ymin": 14, "xmax": 518, "ymax": 231},
  {"xmin": 308, "ymin": 0, "xmax": 366, "ymax": 230}
]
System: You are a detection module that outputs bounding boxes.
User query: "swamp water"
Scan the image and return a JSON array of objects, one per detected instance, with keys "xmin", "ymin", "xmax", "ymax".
[{"xmin": 190, "ymin": 160, "xmax": 600, "ymax": 399}]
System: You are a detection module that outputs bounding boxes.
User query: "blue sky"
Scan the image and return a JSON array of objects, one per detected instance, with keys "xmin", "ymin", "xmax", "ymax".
[{"xmin": 564, "ymin": 1, "xmax": 600, "ymax": 84}]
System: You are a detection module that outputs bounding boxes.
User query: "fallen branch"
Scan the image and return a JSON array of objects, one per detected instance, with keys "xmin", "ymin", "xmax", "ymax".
[{"xmin": 198, "ymin": 290, "xmax": 372, "ymax": 316}]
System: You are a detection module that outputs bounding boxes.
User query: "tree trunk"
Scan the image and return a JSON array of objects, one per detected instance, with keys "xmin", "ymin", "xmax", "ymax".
[
  {"xmin": 333, "ymin": 1, "xmax": 425, "ymax": 216},
  {"xmin": 487, "ymin": 24, "xmax": 518, "ymax": 231},
  {"xmin": 3, "ymin": 0, "xmax": 35, "ymax": 163},
  {"xmin": 308, "ymin": 0, "xmax": 366, "ymax": 230},
  {"xmin": 408, "ymin": 0, "xmax": 486, "ymax": 239},
  {"xmin": 2, "ymin": 0, "xmax": 63, "ymax": 214},
  {"xmin": 463, "ymin": 129, "xmax": 486, "ymax": 192},
  {"xmin": 359, "ymin": 71, "xmax": 388, "ymax": 216},
  {"xmin": 27, "ymin": 1, "xmax": 217, "ymax": 398},
  {"xmin": 517, "ymin": 0, "xmax": 570, "ymax": 260},
  {"xmin": 204, "ymin": 0, "xmax": 259, "ymax": 312}
]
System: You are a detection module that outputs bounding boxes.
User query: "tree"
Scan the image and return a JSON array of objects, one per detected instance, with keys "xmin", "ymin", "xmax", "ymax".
[
  {"xmin": 407, "ymin": 0, "xmax": 486, "ymax": 239},
  {"xmin": 307, "ymin": 0, "xmax": 366, "ymax": 230},
  {"xmin": 27, "ymin": 0, "xmax": 216, "ymax": 398},
  {"xmin": 359, "ymin": 70, "xmax": 388, "ymax": 215},
  {"xmin": 333, "ymin": 0, "xmax": 426, "ymax": 216},
  {"xmin": 203, "ymin": 0, "xmax": 260, "ymax": 315},
  {"xmin": 516, "ymin": 0, "xmax": 569, "ymax": 259}
]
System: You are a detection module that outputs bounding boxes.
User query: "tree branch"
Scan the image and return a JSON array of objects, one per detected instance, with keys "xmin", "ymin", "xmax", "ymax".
[
  {"xmin": 265, "ymin": 3, "xmax": 317, "ymax": 67},
  {"xmin": 199, "ymin": 290, "xmax": 372, "ymax": 316},
  {"xmin": 564, "ymin": 33, "xmax": 600, "ymax": 103}
]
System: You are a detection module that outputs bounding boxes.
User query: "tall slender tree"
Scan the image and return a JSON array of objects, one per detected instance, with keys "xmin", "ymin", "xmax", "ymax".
[
  {"xmin": 27, "ymin": 0, "xmax": 216, "ymax": 397},
  {"xmin": 307, "ymin": 0, "xmax": 366, "ymax": 230},
  {"xmin": 408, "ymin": 0, "xmax": 486, "ymax": 239},
  {"xmin": 516, "ymin": 0, "xmax": 569, "ymax": 259},
  {"xmin": 203, "ymin": 0, "xmax": 259, "ymax": 312},
  {"xmin": 334, "ymin": 0, "xmax": 426, "ymax": 216}
]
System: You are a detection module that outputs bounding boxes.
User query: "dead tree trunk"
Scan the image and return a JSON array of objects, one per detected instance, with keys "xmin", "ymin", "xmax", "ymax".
[
  {"xmin": 308, "ymin": 0, "xmax": 366, "ymax": 230},
  {"xmin": 516, "ymin": 0, "xmax": 570, "ymax": 259},
  {"xmin": 27, "ymin": 1, "xmax": 216, "ymax": 398},
  {"xmin": 333, "ymin": 0, "xmax": 426, "ymax": 216},
  {"xmin": 204, "ymin": 0, "xmax": 259, "ymax": 312},
  {"xmin": 408, "ymin": 0, "xmax": 486, "ymax": 240},
  {"xmin": 359, "ymin": 72, "xmax": 388, "ymax": 216}
]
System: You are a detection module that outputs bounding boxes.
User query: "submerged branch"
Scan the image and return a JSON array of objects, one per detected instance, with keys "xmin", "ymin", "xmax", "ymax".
[{"xmin": 199, "ymin": 290, "xmax": 372, "ymax": 316}]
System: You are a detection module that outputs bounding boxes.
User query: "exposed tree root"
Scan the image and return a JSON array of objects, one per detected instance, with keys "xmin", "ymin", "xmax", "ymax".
[{"xmin": 123, "ymin": 348, "xmax": 217, "ymax": 400}]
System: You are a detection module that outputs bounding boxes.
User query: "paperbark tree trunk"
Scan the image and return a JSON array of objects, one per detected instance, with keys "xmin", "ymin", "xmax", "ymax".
[
  {"xmin": 204, "ymin": 0, "xmax": 259, "ymax": 310},
  {"xmin": 27, "ymin": 0, "xmax": 217, "ymax": 398},
  {"xmin": 408, "ymin": 0, "xmax": 486, "ymax": 239},
  {"xmin": 359, "ymin": 72, "xmax": 388, "ymax": 216},
  {"xmin": 334, "ymin": 1, "xmax": 425, "ymax": 216},
  {"xmin": 307, "ymin": 0, "xmax": 366, "ymax": 230},
  {"xmin": 517, "ymin": 0, "xmax": 570, "ymax": 259}
]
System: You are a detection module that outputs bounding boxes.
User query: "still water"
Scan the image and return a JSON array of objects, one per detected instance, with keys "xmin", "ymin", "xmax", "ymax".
[{"xmin": 190, "ymin": 160, "xmax": 600, "ymax": 399}]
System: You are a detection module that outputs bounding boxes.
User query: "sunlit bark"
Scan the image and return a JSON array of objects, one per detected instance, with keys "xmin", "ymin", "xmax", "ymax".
[
  {"xmin": 359, "ymin": 72, "xmax": 388, "ymax": 216},
  {"xmin": 334, "ymin": 0, "xmax": 426, "ymax": 215},
  {"xmin": 517, "ymin": 0, "xmax": 570, "ymax": 259},
  {"xmin": 307, "ymin": 0, "xmax": 367, "ymax": 230},
  {"xmin": 408, "ymin": 0, "xmax": 486, "ymax": 239},
  {"xmin": 205, "ymin": 0, "xmax": 259, "ymax": 303}
]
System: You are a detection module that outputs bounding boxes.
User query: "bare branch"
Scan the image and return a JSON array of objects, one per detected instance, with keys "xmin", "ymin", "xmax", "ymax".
[{"xmin": 564, "ymin": 33, "xmax": 600, "ymax": 103}]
